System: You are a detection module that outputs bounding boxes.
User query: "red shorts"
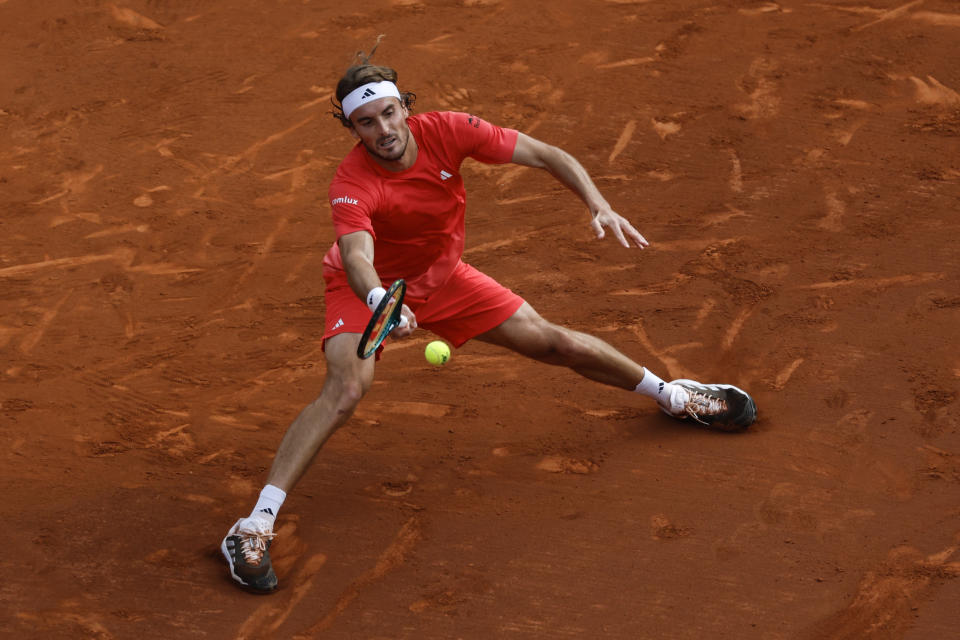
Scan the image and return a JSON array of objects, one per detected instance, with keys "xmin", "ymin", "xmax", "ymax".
[{"xmin": 322, "ymin": 260, "xmax": 524, "ymax": 353}]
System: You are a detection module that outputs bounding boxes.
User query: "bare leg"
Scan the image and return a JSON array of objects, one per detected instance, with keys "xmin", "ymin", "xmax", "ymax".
[
  {"xmin": 476, "ymin": 302, "xmax": 646, "ymax": 390},
  {"xmin": 265, "ymin": 332, "xmax": 375, "ymax": 492}
]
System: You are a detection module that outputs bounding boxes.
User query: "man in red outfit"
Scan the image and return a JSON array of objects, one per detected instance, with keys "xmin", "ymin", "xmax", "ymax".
[{"xmin": 221, "ymin": 60, "xmax": 757, "ymax": 593}]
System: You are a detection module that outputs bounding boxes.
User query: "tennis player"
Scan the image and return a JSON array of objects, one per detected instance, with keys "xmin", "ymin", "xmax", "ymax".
[{"xmin": 221, "ymin": 60, "xmax": 758, "ymax": 592}]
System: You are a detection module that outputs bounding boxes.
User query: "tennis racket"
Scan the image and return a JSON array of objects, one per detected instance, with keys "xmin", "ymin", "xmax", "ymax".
[{"xmin": 357, "ymin": 279, "xmax": 406, "ymax": 359}]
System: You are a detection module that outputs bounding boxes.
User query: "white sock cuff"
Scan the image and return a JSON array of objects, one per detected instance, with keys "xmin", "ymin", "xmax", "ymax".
[
  {"xmin": 251, "ymin": 484, "xmax": 286, "ymax": 520},
  {"xmin": 261, "ymin": 484, "xmax": 287, "ymax": 503},
  {"xmin": 635, "ymin": 369, "xmax": 669, "ymax": 400}
]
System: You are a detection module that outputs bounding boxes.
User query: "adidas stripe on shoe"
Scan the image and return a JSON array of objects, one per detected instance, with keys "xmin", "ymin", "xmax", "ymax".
[{"xmin": 221, "ymin": 517, "xmax": 278, "ymax": 593}]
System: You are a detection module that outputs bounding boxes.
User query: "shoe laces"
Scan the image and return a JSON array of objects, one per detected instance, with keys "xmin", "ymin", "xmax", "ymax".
[
  {"xmin": 238, "ymin": 529, "xmax": 275, "ymax": 565},
  {"xmin": 236, "ymin": 517, "xmax": 275, "ymax": 565},
  {"xmin": 682, "ymin": 389, "xmax": 728, "ymax": 425}
]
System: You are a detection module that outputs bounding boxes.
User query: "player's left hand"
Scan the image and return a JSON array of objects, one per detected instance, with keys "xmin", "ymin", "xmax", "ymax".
[
  {"xmin": 590, "ymin": 207, "xmax": 649, "ymax": 248},
  {"xmin": 393, "ymin": 304, "xmax": 417, "ymax": 338}
]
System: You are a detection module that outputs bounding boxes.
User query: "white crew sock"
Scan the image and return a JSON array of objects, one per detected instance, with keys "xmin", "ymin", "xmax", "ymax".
[
  {"xmin": 634, "ymin": 369, "xmax": 675, "ymax": 406},
  {"xmin": 249, "ymin": 484, "xmax": 286, "ymax": 526}
]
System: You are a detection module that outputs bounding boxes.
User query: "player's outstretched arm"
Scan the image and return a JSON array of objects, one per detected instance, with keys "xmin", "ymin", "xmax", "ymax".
[
  {"xmin": 339, "ymin": 231, "xmax": 381, "ymax": 297},
  {"xmin": 510, "ymin": 132, "xmax": 649, "ymax": 249},
  {"xmin": 339, "ymin": 231, "xmax": 416, "ymax": 335}
]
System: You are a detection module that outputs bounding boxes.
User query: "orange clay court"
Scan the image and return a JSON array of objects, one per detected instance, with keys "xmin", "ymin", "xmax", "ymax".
[{"xmin": 2, "ymin": 1, "xmax": 959, "ymax": 638}]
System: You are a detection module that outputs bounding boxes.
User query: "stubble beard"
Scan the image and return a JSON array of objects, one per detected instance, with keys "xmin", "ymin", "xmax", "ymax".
[{"xmin": 366, "ymin": 128, "xmax": 409, "ymax": 163}]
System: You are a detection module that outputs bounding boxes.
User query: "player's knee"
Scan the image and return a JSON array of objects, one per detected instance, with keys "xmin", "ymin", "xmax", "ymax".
[
  {"xmin": 551, "ymin": 328, "xmax": 587, "ymax": 361},
  {"xmin": 533, "ymin": 323, "xmax": 583, "ymax": 363},
  {"xmin": 323, "ymin": 371, "xmax": 371, "ymax": 416},
  {"xmin": 339, "ymin": 377, "xmax": 370, "ymax": 409}
]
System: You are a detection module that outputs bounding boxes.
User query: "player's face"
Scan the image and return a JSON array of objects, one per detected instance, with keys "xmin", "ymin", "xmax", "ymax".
[{"xmin": 349, "ymin": 97, "xmax": 413, "ymax": 167}]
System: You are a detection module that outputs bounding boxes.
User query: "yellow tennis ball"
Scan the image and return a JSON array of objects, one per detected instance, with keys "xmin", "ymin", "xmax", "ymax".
[{"xmin": 424, "ymin": 340, "xmax": 450, "ymax": 366}]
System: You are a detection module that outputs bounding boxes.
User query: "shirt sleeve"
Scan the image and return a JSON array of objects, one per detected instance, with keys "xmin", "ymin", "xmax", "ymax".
[
  {"xmin": 328, "ymin": 176, "xmax": 377, "ymax": 240},
  {"xmin": 442, "ymin": 111, "xmax": 519, "ymax": 165}
]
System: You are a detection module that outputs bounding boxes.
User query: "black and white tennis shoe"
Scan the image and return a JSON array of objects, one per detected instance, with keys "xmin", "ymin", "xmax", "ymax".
[
  {"xmin": 661, "ymin": 379, "xmax": 758, "ymax": 430},
  {"xmin": 221, "ymin": 515, "xmax": 278, "ymax": 593}
]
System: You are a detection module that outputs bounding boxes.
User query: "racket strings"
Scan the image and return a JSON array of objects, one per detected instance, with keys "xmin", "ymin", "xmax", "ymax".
[
  {"xmin": 358, "ymin": 279, "xmax": 406, "ymax": 359},
  {"xmin": 372, "ymin": 295, "xmax": 401, "ymax": 336}
]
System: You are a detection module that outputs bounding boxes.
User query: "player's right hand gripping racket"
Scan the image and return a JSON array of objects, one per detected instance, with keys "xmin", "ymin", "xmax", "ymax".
[{"xmin": 357, "ymin": 279, "xmax": 407, "ymax": 359}]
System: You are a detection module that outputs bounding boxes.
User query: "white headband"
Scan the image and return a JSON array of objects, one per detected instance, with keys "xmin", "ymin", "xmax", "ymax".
[{"xmin": 341, "ymin": 81, "xmax": 402, "ymax": 120}]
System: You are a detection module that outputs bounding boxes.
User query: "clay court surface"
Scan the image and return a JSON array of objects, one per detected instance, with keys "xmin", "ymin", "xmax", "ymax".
[{"xmin": 3, "ymin": 0, "xmax": 960, "ymax": 638}]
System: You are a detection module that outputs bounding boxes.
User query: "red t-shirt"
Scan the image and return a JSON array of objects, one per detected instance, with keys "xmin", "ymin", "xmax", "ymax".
[{"xmin": 323, "ymin": 111, "xmax": 519, "ymax": 300}]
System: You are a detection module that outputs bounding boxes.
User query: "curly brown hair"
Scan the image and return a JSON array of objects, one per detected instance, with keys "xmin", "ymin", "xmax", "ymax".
[{"xmin": 330, "ymin": 37, "xmax": 416, "ymax": 128}]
